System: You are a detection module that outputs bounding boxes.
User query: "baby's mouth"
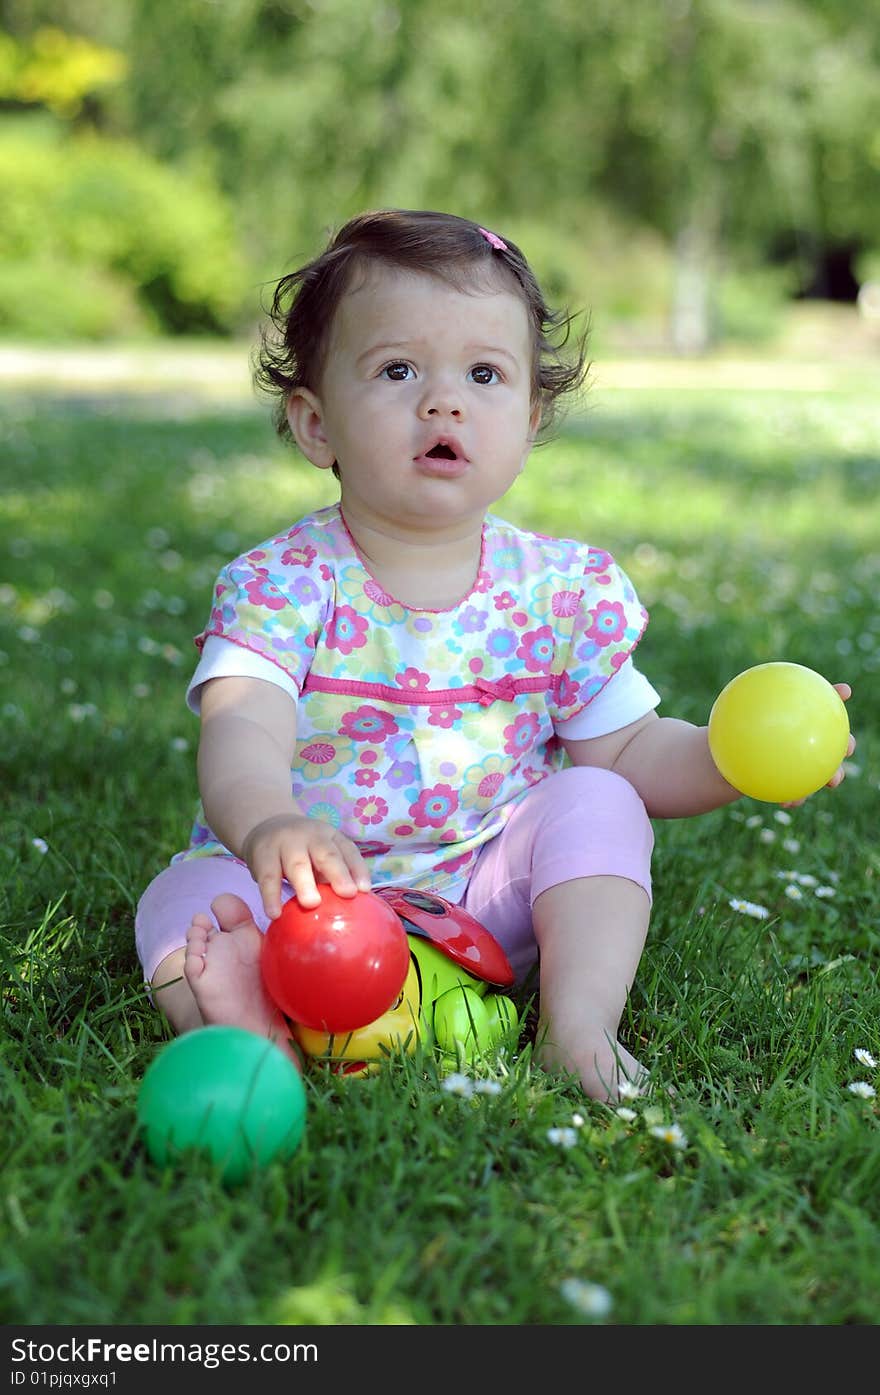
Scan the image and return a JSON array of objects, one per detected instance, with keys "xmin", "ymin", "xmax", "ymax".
[
  {"xmin": 414, "ymin": 437, "xmax": 469, "ymax": 477},
  {"xmin": 417, "ymin": 434, "xmax": 468, "ymax": 464}
]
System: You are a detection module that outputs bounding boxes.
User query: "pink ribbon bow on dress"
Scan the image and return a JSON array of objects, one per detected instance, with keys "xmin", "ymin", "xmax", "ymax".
[{"xmin": 473, "ymin": 675, "xmax": 517, "ymax": 705}]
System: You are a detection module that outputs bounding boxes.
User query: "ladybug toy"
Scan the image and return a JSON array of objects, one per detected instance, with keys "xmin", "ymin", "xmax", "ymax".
[{"xmin": 289, "ymin": 888, "xmax": 518, "ymax": 1076}]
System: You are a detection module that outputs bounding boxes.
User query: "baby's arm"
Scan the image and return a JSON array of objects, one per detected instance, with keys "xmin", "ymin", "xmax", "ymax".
[
  {"xmin": 198, "ymin": 675, "xmax": 371, "ymax": 917},
  {"xmin": 563, "ymin": 713, "xmax": 738, "ymax": 816},
  {"xmin": 561, "ymin": 682, "xmax": 854, "ymax": 818}
]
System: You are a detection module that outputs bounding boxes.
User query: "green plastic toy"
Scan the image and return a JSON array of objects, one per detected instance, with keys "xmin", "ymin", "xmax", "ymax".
[{"xmin": 137, "ymin": 1024, "xmax": 306, "ymax": 1184}]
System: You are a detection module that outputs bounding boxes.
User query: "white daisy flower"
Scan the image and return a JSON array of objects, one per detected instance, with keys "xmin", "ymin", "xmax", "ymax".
[
  {"xmin": 815, "ymin": 886, "xmax": 836, "ymax": 899},
  {"xmin": 729, "ymin": 898, "xmax": 770, "ymax": 920},
  {"xmin": 854, "ymin": 1049, "xmax": 878, "ymax": 1069},
  {"xmin": 472, "ymin": 1079, "xmax": 502, "ymax": 1096},
  {"xmin": 847, "ymin": 1081, "xmax": 876, "ymax": 1099},
  {"xmin": 774, "ymin": 810, "xmax": 793, "ymax": 825},
  {"xmin": 547, "ymin": 1127, "xmax": 579, "ymax": 1149},
  {"xmin": 441, "ymin": 1073, "xmax": 473, "ymax": 1098},
  {"xmin": 31, "ymin": 838, "xmax": 48, "ymax": 854},
  {"xmin": 649, "ymin": 1122, "xmax": 688, "ymax": 1149},
  {"xmin": 618, "ymin": 1079, "xmax": 643, "ymax": 1100},
  {"xmin": 785, "ymin": 884, "xmax": 804, "ymax": 902},
  {"xmin": 615, "ymin": 1107, "xmax": 638, "ymax": 1122},
  {"xmin": 559, "ymin": 1278, "xmax": 613, "ymax": 1318},
  {"xmin": 571, "ymin": 1112, "xmax": 585, "ymax": 1128},
  {"xmin": 68, "ymin": 703, "xmax": 98, "ymax": 723}
]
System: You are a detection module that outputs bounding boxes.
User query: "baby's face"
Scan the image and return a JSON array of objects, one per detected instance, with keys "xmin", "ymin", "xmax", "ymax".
[{"xmin": 290, "ymin": 265, "xmax": 540, "ymax": 537}]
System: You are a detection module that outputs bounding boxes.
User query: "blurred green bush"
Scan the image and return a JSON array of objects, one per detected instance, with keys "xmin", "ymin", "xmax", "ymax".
[
  {"xmin": 856, "ymin": 248, "xmax": 880, "ymax": 286},
  {"xmin": 716, "ymin": 264, "xmax": 798, "ymax": 347},
  {"xmin": 0, "ymin": 116, "xmax": 794, "ymax": 351},
  {"xmin": 503, "ymin": 212, "xmax": 790, "ymax": 355},
  {"xmin": 505, "ymin": 212, "xmax": 671, "ymax": 322},
  {"xmin": 0, "ymin": 120, "xmax": 248, "ymax": 339}
]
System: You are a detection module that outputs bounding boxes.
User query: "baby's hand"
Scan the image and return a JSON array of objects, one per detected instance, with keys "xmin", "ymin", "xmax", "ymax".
[
  {"xmin": 826, "ymin": 682, "xmax": 856, "ymax": 789},
  {"xmin": 242, "ymin": 814, "xmax": 372, "ymax": 920},
  {"xmin": 783, "ymin": 681, "xmax": 855, "ymax": 806}
]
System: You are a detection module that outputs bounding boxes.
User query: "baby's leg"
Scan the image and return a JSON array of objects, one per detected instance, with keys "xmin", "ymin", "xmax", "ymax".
[
  {"xmin": 151, "ymin": 946, "xmax": 201, "ymax": 1034},
  {"xmin": 136, "ymin": 857, "xmax": 299, "ymax": 1063},
  {"xmin": 463, "ymin": 765, "xmax": 654, "ymax": 1102},
  {"xmin": 532, "ymin": 874, "xmax": 650, "ymax": 1100}
]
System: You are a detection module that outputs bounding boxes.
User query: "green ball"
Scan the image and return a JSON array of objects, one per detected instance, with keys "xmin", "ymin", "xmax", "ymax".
[
  {"xmin": 137, "ymin": 1026, "xmax": 307, "ymax": 1186},
  {"xmin": 432, "ymin": 985, "xmax": 491, "ymax": 1060}
]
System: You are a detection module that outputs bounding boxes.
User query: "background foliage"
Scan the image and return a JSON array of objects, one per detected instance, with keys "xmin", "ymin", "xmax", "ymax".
[{"xmin": 1, "ymin": 0, "xmax": 879, "ymax": 342}]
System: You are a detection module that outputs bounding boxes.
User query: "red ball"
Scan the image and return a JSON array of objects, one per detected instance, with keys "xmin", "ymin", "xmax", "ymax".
[{"xmin": 261, "ymin": 887, "xmax": 410, "ymax": 1033}]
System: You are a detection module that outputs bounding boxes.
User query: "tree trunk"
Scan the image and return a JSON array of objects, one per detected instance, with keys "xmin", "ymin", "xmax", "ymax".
[{"xmin": 670, "ymin": 217, "xmax": 715, "ymax": 355}]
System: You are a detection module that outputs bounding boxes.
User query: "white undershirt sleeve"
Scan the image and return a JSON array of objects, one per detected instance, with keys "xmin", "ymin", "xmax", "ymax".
[
  {"xmin": 186, "ymin": 635, "xmax": 300, "ymax": 714},
  {"xmin": 553, "ymin": 657, "xmax": 661, "ymax": 740}
]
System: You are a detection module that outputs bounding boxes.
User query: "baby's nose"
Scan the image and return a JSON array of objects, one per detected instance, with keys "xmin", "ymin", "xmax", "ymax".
[
  {"xmin": 419, "ymin": 377, "xmax": 463, "ymax": 418},
  {"xmin": 415, "ymin": 368, "xmax": 465, "ymax": 415}
]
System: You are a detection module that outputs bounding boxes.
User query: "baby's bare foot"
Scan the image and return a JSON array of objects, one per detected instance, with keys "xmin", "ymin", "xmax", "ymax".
[
  {"xmin": 535, "ymin": 1025, "xmax": 648, "ymax": 1103},
  {"xmin": 184, "ymin": 893, "xmax": 301, "ymax": 1067}
]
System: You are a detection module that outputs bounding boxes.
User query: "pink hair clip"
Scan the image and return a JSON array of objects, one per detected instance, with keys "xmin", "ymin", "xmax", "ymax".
[{"xmin": 478, "ymin": 227, "xmax": 508, "ymax": 252}]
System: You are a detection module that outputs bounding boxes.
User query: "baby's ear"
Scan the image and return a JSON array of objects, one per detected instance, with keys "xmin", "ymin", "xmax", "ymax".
[{"xmin": 286, "ymin": 388, "xmax": 336, "ymax": 471}]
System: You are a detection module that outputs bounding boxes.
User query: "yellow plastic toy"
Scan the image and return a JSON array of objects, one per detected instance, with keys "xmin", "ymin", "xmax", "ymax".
[{"xmin": 708, "ymin": 661, "xmax": 849, "ymax": 803}]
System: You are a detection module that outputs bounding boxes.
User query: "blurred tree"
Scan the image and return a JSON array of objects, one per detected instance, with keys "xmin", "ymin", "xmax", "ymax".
[
  {"xmin": 783, "ymin": 0, "xmax": 880, "ymax": 297},
  {"xmin": 119, "ymin": 0, "xmax": 503, "ymax": 284},
  {"xmin": 1, "ymin": 0, "xmax": 878, "ymax": 342},
  {"xmin": 122, "ymin": 0, "xmax": 260, "ymax": 163},
  {"xmin": 482, "ymin": 0, "xmax": 880, "ymax": 347},
  {"xmin": 0, "ymin": 23, "xmax": 126, "ymax": 116}
]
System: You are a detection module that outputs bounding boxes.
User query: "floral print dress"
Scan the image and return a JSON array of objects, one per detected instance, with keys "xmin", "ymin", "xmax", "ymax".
[{"xmin": 174, "ymin": 504, "xmax": 649, "ymax": 898}]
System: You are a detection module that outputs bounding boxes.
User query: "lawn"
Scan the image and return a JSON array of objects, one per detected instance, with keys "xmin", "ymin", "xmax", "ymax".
[{"xmin": 2, "ymin": 347, "xmax": 879, "ymax": 1328}]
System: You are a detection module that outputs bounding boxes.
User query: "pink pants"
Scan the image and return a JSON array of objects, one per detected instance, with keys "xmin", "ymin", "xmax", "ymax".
[{"xmin": 135, "ymin": 766, "xmax": 653, "ymax": 986}]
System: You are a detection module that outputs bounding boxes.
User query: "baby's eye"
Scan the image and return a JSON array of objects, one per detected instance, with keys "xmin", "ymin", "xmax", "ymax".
[
  {"xmin": 469, "ymin": 364, "xmax": 500, "ymax": 386},
  {"xmin": 380, "ymin": 362, "xmax": 414, "ymax": 381}
]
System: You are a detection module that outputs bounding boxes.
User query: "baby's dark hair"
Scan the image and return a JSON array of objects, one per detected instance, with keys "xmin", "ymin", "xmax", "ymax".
[{"xmin": 254, "ymin": 208, "xmax": 589, "ymax": 444}]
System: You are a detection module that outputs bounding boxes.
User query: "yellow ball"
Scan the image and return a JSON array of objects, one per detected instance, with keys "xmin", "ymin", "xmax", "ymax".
[{"xmin": 708, "ymin": 662, "xmax": 849, "ymax": 803}]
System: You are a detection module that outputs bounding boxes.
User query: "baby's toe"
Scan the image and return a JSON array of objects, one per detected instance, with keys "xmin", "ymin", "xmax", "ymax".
[
  {"xmin": 211, "ymin": 892, "xmax": 260, "ymax": 934},
  {"xmin": 185, "ymin": 912, "xmax": 214, "ymax": 950}
]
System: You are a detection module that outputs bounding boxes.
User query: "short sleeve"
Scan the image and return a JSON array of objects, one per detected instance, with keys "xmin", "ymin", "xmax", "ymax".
[
  {"xmin": 548, "ymin": 546, "xmax": 651, "ymax": 724},
  {"xmin": 554, "ymin": 656, "xmax": 660, "ymax": 739},
  {"xmin": 194, "ymin": 540, "xmax": 331, "ymax": 696},
  {"xmin": 186, "ymin": 635, "xmax": 300, "ymax": 714}
]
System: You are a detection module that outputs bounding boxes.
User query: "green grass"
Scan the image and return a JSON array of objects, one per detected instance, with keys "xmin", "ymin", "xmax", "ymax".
[{"xmin": 2, "ymin": 361, "xmax": 879, "ymax": 1326}]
